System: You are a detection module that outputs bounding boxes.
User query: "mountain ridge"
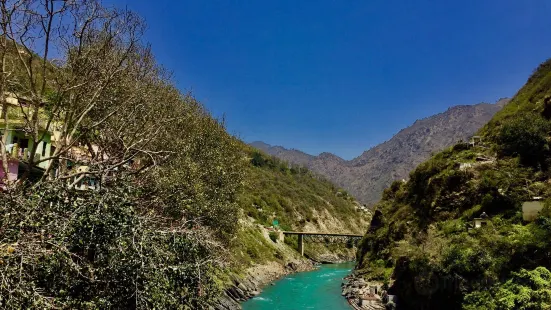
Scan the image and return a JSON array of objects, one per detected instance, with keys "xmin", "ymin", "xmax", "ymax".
[{"xmin": 251, "ymin": 99, "xmax": 510, "ymax": 205}]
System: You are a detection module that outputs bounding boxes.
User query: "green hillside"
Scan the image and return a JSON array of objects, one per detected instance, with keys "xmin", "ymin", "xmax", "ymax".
[
  {"xmin": 356, "ymin": 58, "xmax": 551, "ymax": 310},
  {"xmin": 231, "ymin": 147, "xmax": 371, "ymax": 267}
]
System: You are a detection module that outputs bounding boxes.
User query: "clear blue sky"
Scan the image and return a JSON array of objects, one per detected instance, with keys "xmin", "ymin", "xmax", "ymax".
[{"xmin": 107, "ymin": 0, "xmax": 551, "ymax": 160}]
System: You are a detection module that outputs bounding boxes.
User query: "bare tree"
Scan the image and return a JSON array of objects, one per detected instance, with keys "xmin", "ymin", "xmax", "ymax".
[
  {"xmin": 0, "ymin": 1, "xmax": 246, "ymax": 308},
  {"xmin": 0, "ymin": 0, "xmax": 175, "ymax": 187}
]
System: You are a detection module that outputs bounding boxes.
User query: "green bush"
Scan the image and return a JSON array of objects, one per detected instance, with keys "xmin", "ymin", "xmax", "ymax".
[
  {"xmin": 463, "ymin": 267, "xmax": 551, "ymax": 310},
  {"xmin": 268, "ymin": 231, "xmax": 278, "ymax": 243},
  {"xmin": 497, "ymin": 114, "xmax": 551, "ymax": 168},
  {"xmin": 0, "ymin": 182, "xmax": 222, "ymax": 309},
  {"xmin": 382, "ymin": 180, "xmax": 404, "ymax": 200},
  {"xmin": 540, "ymin": 199, "xmax": 551, "ymax": 218},
  {"xmin": 251, "ymin": 150, "xmax": 266, "ymax": 167}
]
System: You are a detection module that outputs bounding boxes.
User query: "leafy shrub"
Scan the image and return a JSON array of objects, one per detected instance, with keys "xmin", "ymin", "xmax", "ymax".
[
  {"xmin": 382, "ymin": 180, "xmax": 404, "ymax": 200},
  {"xmin": 497, "ymin": 114, "xmax": 551, "ymax": 168},
  {"xmin": 452, "ymin": 141, "xmax": 471, "ymax": 152},
  {"xmin": 0, "ymin": 182, "xmax": 223, "ymax": 309},
  {"xmin": 463, "ymin": 267, "xmax": 551, "ymax": 310},
  {"xmin": 251, "ymin": 150, "xmax": 267, "ymax": 167},
  {"xmin": 268, "ymin": 232, "xmax": 279, "ymax": 243},
  {"xmin": 540, "ymin": 199, "xmax": 551, "ymax": 218}
]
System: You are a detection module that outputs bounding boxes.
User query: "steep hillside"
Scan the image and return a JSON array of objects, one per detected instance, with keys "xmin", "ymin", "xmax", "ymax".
[
  {"xmin": 232, "ymin": 147, "xmax": 371, "ymax": 267},
  {"xmin": 251, "ymin": 99, "xmax": 508, "ymax": 205},
  {"xmin": 356, "ymin": 59, "xmax": 551, "ymax": 310}
]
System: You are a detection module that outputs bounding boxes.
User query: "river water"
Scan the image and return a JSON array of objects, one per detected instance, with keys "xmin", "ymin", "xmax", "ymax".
[{"xmin": 242, "ymin": 262, "xmax": 353, "ymax": 310}]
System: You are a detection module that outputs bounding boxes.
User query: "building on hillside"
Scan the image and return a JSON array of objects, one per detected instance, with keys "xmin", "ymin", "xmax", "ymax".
[
  {"xmin": 0, "ymin": 93, "xmax": 98, "ymax": 189},
  {"xmin": 71, "ymin": 165, "xmax": 99, "ymax": 190},
  {"xmin": 473, "ymin": 212, "xmax": 489, "ymax": 228},
  {"xmin": 359, "ymin": 293, "xmax": 382, "ymax": 308},
  {"xmin": 0, "ymin": 94, "xmax": 58, "ymax": 183},
  {"xmin": 469, "ymin": 136, "xmax": 482, "ymax": 147},
  {"xmin": 522, "ymin": 197, "xmax": 545, "ymax": 222}
]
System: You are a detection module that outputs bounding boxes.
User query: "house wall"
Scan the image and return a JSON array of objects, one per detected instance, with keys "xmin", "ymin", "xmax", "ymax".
[
  {"xmin": 522, "ymin": 201, "xmax": 544, "ymax": 221},
  {"xmin": 34, "ymin": 134, "xmax": 52, "ymax": 169},
  {"xmin": 1, "ymin": 94, "xmax": 56, "ymax": 175},
  {"xmin": 473, "ymin": 219, "xmax": 489, "ymax": 228},
  {"xmin": 2, "ymin": 129, "xmax": 52, "ymax": 169},
  {"xmin": 4, "ymin": 129, "xmax": 14, "ymax": 146}
]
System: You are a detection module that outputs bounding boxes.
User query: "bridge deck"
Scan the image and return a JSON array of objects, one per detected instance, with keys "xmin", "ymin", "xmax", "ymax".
[{"xmin": 282, "ymin": 231, "xmax": 363, "ymax": 237}]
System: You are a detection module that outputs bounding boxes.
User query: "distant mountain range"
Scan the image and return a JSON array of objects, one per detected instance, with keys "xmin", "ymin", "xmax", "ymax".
[{"xmin": 250, "ymin": 98, "xmax": 510, "ymax": 205}]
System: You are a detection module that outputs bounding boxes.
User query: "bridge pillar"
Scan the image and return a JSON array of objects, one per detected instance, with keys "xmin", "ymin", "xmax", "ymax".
[{"xmin": 298, "ymin": 233, "xmax": 304, "ymax": 256}]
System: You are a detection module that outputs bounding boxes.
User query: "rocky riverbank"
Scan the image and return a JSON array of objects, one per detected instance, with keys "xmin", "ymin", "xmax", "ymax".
[
  {"xmin": 341, "ymin": 273, "xmax": 396, "ymax": 310},
  {"xmin": 214, "ymin": 218, "xmax": 360, "ymax": 309},
  {"xmin": 214, "ymin": 259, "xmax": 315, "ymax": 310},
  {"xmin": 214, "ymin": 251, "xmax": 358, "ymax": 309}
]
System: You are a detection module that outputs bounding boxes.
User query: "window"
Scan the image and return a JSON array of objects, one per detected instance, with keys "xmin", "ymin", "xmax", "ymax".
[
  {"xmin": 42, "ymin": 141, "xmax": 47, "ymax": 156},
  {"xmin": 13, "ymin": 136, "xmax": 28, "ymax": 149}
]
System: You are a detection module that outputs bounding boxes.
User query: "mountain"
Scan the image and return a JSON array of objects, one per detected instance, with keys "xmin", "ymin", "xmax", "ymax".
[
  {"xmin": 251, "ymin": 98, "xmax": 509, "ymax": 205},
  {"xmin": 249, "ymin": 141, "xmax": 315, "ymax": 167},
  {"xmin": 356, "ymin": 58, "xmax": 551, "ymax": 310}
]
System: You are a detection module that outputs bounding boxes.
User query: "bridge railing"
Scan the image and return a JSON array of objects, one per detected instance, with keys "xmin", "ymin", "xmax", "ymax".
[{"xmin": 281, "ymin": 231, "xmax": 364, "ymax": 256}]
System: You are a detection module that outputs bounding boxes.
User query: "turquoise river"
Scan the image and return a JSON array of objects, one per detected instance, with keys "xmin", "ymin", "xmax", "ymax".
[{"xmin": 242, "ymin": 262, "xmax": 353, "ymax": 310}]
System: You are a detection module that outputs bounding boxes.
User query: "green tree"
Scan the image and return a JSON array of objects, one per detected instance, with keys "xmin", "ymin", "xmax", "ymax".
[
  {"xmin": 463, "ymin": 267, "xmax": 551, "ymax": 310},
  {"xmin": 497, "ymin": 115, "xmax": 550, "ymax": 168}
]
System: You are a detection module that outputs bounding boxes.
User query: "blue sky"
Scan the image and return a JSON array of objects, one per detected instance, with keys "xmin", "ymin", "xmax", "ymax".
[{"xmin": 108, "ymin": 0, "xmax": 551, "ymax": 159}]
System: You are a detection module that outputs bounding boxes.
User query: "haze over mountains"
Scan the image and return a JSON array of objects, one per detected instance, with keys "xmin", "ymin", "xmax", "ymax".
[{"xmin": 251, "ymin": 98, "xmax": 510, "ymax": 205}]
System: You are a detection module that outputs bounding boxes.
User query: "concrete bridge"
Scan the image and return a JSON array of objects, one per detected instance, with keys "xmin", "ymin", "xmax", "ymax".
[{"xmin": 281, "ymin": 231, "xmax": 364, "ymax": 256}]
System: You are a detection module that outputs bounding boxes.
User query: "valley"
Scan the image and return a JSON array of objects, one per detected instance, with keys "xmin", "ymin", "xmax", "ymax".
[{"xmin": 2, "ymin": 1, "xmax": 550, "ymax": 310}]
